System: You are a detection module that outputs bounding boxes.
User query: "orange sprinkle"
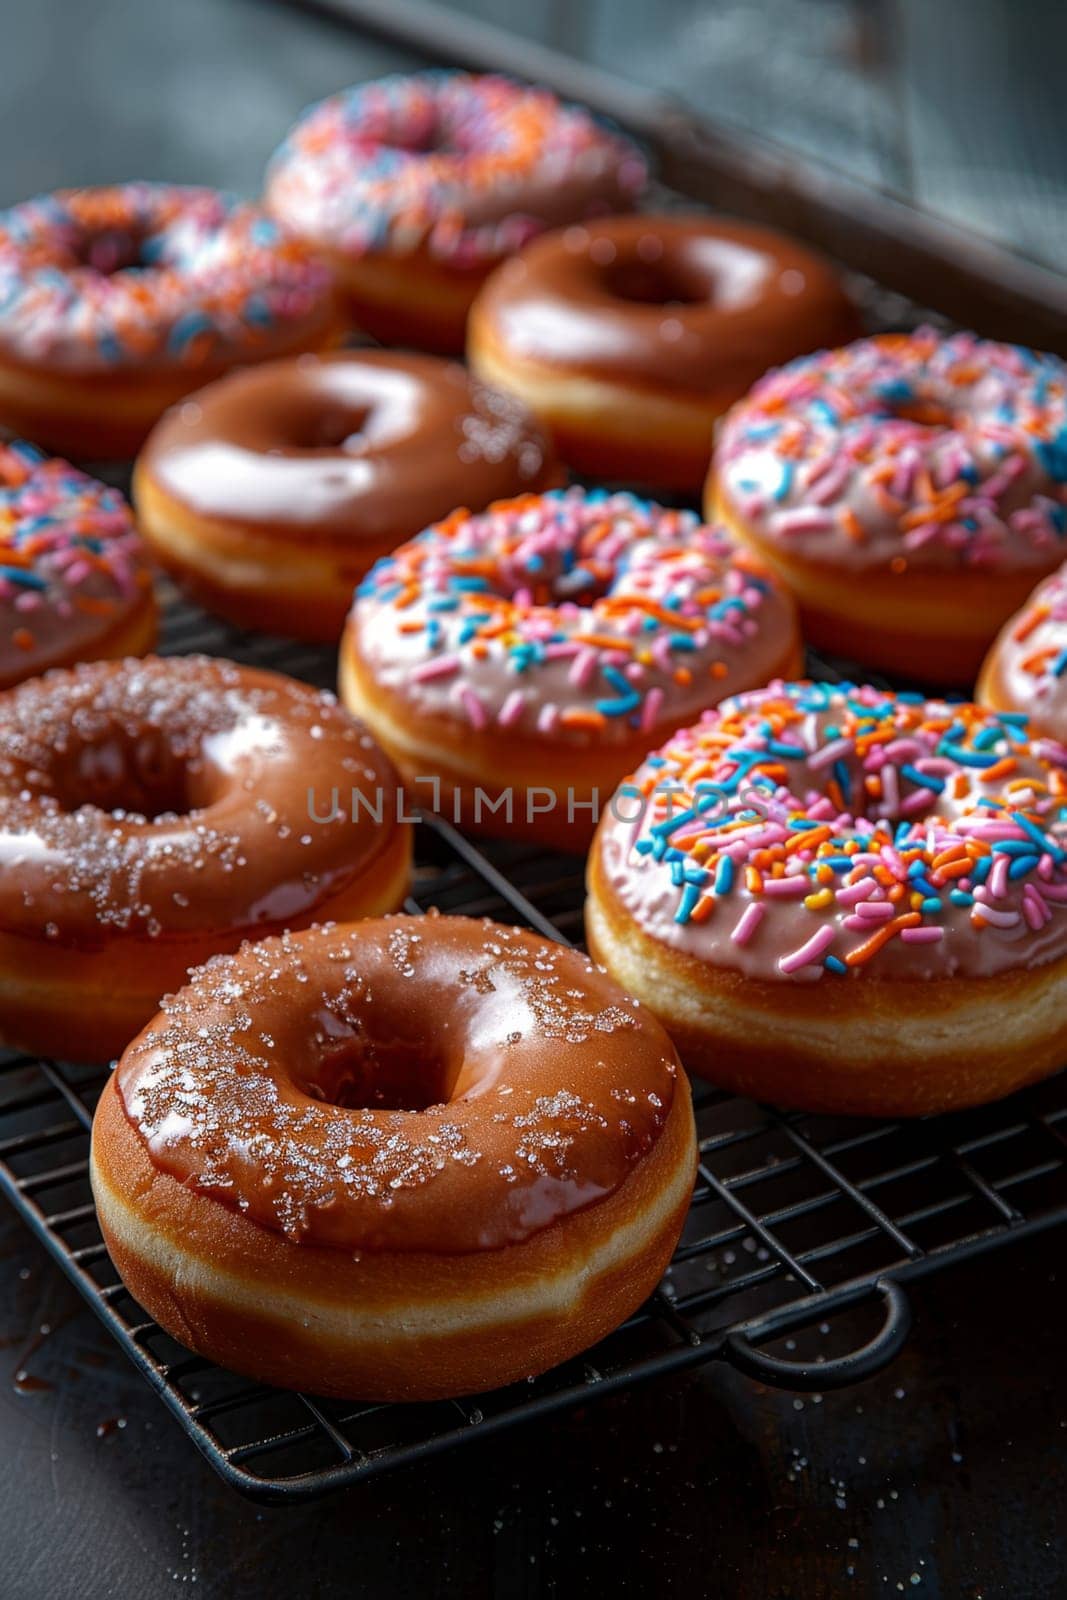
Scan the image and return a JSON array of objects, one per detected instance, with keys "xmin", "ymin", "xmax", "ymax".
[
  {"xmin": 1014, "ymin": 604, "xmax": 1050, "ymax": 643},
  {"xmin": 845, "ymin": 911, "xmax": 921, "ymax": 967}
]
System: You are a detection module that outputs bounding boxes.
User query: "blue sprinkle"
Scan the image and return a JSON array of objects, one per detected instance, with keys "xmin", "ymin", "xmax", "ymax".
[
  {"xmin": 595, "ymin": 664, "xmax": 641, "ymax": 718},
  {"xmin": 167, "ymin": 310, "xmax": 214, "ymax": 353},
  {"xmin": 824, "ymin": 954, "xmax": 848, "ymax": 975},
  {"xmin": 0, "ymin": 565, "xmax": 46, "ymax": 590},
  {"xmin": 901, "ymin": 763, "xmax": 945, "ymax": 793},
  {"xmin": 1013, "ymin": 811, "xmax": 1066, "ymax": 862},
  {"xmin": 774, "ymin": 461, "xmax": 794, "ymax": 501},
  {"xmin": 938, "ymin": 741, "xmax": 1001, "ymax": 769},
  {"xmin": 714, "ymin": 857, "xmax": 734, "ymax": 895},
  {"xmin": 1035, "ymin": 426, "xmax": 1067, "ymax": 483},
  {"xmin": 675, "ymin": 882, "xmax": 703, "ymax": 924}
]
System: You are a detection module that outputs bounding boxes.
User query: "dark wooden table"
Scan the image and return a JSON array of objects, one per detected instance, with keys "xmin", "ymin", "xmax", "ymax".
[{"xmin": 2, "ymin": 1194, "xmax": 1064, "ymax": 1599}]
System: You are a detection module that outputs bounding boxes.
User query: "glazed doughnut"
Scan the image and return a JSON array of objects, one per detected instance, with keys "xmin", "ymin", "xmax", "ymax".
[
  {"xmin": 266, "ymin": 72, "xmax": 646, "ymax": 355},
  {"xmin": 978, "ymin": 563, "xmax": 1067, "ymax": 744},
  {"xmin": 133, "ymin": 351, "xmax": 558, "ymax": 641},
  {"xmin": 0, "ymin": 656, "xmax": 410, "ymax": 1062},
  {"xmin": 0, "ymin": 440, "xmax": 155, "ymax": 687},
  {"xmin": 340, "ymin": 487, "xmax": 802, "ymax": 849},
  {"xmin": 587, "ymin": 680, "xmax": 1067, "ymax": 1118},
  {"xmin": 709, "ymin": 328, "xmax": 1067, "ymax": 684},
  {"xmin": 90, "ymin": 916, "xmax": 696, "ymax": 1401},
  {"xmin": 0, "ymin": 184, "xmax": 339, "ymax": 459},
  {"xmin": 468, "ymin": 214, "xmax": 857, "ymax": 492}
]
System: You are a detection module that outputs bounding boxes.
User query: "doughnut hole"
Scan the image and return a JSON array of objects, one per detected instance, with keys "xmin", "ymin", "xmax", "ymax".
[
  {"xmin": 295, "ymin": 986, "xmax": 497, "ymax": 1113},
  {"xmin": 70, "ymin": 226, "xmax": 153, "ymax": 276},
  {"xmin": 30, "ymin": 722, "xmax": 221, "ymax": 820},
  {"xmin": 604, "ymin": 254, "xmax": 709, "ymax": 307},
  {"xmin": 600, "ymin": 235, "xmax": 777, "ymax": 313},
  {"xmin": 272, "ymin": 395, "xmax": 375, "ymax": 452}
]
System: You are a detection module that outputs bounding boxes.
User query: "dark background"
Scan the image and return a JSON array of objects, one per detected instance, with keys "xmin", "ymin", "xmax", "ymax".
[
  {"xmin": 2, "ymin": 1, "xmax": 1066, "ymax": 1595},
  {"xmin": 4, "ymin": 0, "xmax": 1067, "ymax": 267}
]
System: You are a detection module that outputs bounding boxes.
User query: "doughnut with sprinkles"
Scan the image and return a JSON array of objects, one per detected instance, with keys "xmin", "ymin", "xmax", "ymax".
[
  {"xmin": 266, "ymin": 72, "xmax": 647, "ymax": 353},
  {"xmin": 0, "ymin": 184, "xmax": 340, "ymax": 457},
  {"xmin": 709, "ymin": 329, "xmax": 1067, "ymax": 683},
  {"xmin": 979, "ymin": 561, "xmax": 1067, "ymax": 745},
  {"xmin": 340, "ymin": 487, "xmax": 801, "ymax": 846},
  {"xmin": 0, "ymin": 440, "xmax": 155, "ymax": 686},
  {"xmin": 588, "ymin": 680, "xmax": 1067, "ymax": 1115}
]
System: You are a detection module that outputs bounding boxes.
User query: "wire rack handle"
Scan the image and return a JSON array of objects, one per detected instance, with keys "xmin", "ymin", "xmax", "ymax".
[{"xmin": 722, "ymin": 1277, "xmax": 912, "ymax": 1392}]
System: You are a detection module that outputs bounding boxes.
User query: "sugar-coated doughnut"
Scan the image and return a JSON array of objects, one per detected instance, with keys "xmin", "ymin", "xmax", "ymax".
[
  {"xmin": 978, "ymin": 562, "xmax": 1067, "ymax": 744},
  {"xmin": 0, "ymin": 440, "xmax": 155, "ymax": 687},
  {"xmin": 468, "ymin": 214, "xmax": 857, "ymax": 492},
  {"xmin": 0, "ymin": 656, "xmax": 410, "ymax": 1061},
  {"xmin": 587, "ymin": 681, "xmax": 1067, "ymax": 1117},
  {"xmin": 339, "ymin": 487, "xmax": 801, "ymax": 848},
  {"xmin": 0, "ymin": 184, "xmax": 340, "ymax": 459},
  {"xmin": 266, "ymin": 72, "xmax": 646, "ymax": 354},
  {"xmin": 133, "ymin": 351, "xmax": 558, "ymax": 641},
  {"xmin": 709, "ymin": 329, "xmax": 1067, "ymax": 684},
  {"xmin": 90, "ymin": 916, "xmax": 697, "ymax": 1401}
]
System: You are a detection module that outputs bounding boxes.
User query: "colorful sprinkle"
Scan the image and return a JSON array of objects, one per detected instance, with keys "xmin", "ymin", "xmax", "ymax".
[
  {"xmin": 0, "ymin": 441, "xmax": 147, "ymax": 682},
  {"xmin": 718, "ymin": 329, "xmax": 1067, "ymax": 572},
  {"xmin": 0, "ymin": 184, "xmax": 333, "ymax": 369},
  {"xmin": 267, "ymin": 72, "xmax": 647, "ymax": 269},
  {"xmin": 352, "ymin": 487, "xmax": 793, "ymax": 741},
  {"xmin": 600, "ymin": 681, "xmax": 1067, "ymax": 982}
]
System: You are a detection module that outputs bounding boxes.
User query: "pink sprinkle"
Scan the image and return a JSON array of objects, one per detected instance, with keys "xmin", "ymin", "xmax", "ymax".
[
  {"xmin": 807, "ymin": 797, "xmax": 837, "ymax": 821},
  {"xmin": 987, "ymin": 855, "xmax": 1010, "ymax": 899},
  {"xmin": 807, "ymin": 736, "xmax": 853, "ymax": 771},
  {"xmin": 853, "ymin": 901, "xmax": 895, "ymax": 922},
  {"xmin": 640, "ymin": 686, "xmax": 665, "ymax": 735},
  {"xmin": 899, "ymin": 787, "xmax": 936, "ymax": 815},
  {"xmin": 761, "ymin": 876, "xmax": 811, "ymax": 899},
  {"xmin": 770, "ymin": 508, "xmax": 835, "ymax": 537},
  {"xmin": 837, "ymin": 876, "xmax": 879, "ymax": 907},
  {"xmin": 808, "ymin": 454, "xmax": 853, "ymax": 505},
  {"xmin": 1022, "ymin": 885, "xmax": 1050, "ymax": 929},
  {"xmin": 569, "ymin": 648, "xmax": 598, "ymax": 690},
  {"xmin": 731, "ymin": 902, "xmax": 764, "ymax": 946},
  {"xmin": 970, "ymin": 902, "xmax": 1019, "ymax": 929},
  {"xmin": 498, "ymin": 689, "xmax": 525, "ymax": 728},
  {"xmin": 1031, "ymin": 878, "xmax": 1067, "ymax": 902},
  {"xmin": 411, "ymin": 654, "xmax": 459, "ymax": 682},
  {"xmin": 899, "ymin": 926, "xmax": 943, "ymax": 943},
  {"xmin": 537, "ymin": 702, "xmax": 560, "ymax": 735},
  {"xmin": 778, "ymin": 923, "xmax": 836, "ymax": 974},
  {"xmin": 459, "ymin": 686, "xmax": 488, "ymax": 730}
]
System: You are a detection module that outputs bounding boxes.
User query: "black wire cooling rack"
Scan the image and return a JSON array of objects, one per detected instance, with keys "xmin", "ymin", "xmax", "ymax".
[{"xmin": 2, "ymin": 592, "xmax": 1067, "ymax": 1503}]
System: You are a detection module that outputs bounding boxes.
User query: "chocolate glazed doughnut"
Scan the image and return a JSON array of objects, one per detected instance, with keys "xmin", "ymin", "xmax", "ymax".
[
  {"xmin": 91, "ymin": 917, "xmax": 698, "ymax": 1401},
  {"xmin": 0, "ymin": 656, "xmax": 411, "ymax": 1061},
  {"xmin": 134, "ymin": 351, "xmax": 559, "ymax": 641},
  {"xmin": 468, "ymin": 214, "xmax": 858, "ymax": 493}
]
